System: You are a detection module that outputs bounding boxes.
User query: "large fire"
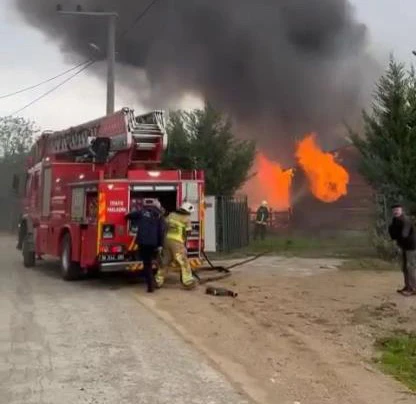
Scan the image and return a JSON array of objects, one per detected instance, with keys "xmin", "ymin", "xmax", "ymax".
[
  {"xmin": 243, "ymin": 153, "xmax": 293, "ymax": 211},
  {"xmin": 243, "ymin": 134, "xmax": 349, "ymax": 211},
  {"xmin": 295, "ymin": 134, "xmax": 349, "ymax": 203},
  {"xmin": 244, "ymin": 133, "xmax": 349, "ymax": 210}
]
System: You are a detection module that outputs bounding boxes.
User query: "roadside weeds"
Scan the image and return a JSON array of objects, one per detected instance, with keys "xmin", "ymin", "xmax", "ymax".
[{"xmin": 375, "ymin": 332, "xmax": 416, "ymax": 392}]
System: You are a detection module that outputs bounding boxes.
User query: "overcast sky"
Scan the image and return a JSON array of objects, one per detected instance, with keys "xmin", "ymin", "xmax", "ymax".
[{"xmin": 0, "ymin": 0, "xmax": 415, "ymax": 131}]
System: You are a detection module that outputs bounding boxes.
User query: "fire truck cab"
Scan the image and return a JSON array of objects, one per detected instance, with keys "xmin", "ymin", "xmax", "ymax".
[{"xmin": 16, "ymin": 108, "xmax": 205, "ymax": 280}]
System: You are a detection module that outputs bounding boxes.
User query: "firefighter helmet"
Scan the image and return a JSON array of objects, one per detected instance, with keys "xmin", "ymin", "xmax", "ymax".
[
  {"xmin": 179, "ymin": 202, "xmax": 195, "ymax": 214},
  {"xmin": 143, "ymin": 198, "xmax": 161, "ymax": 210}
]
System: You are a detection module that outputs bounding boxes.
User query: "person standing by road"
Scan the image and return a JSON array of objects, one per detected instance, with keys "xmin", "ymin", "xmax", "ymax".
[
  {"xmin": 253, "ymin": 201, "xmax": 270, "ymax": 241},
  {"xmin": 125, "ymin": 200, "xmax": 165, "ymax": 293},
  {"xmin": 388, "ymin": 203, "xmax": 416, "ymax": 296}
]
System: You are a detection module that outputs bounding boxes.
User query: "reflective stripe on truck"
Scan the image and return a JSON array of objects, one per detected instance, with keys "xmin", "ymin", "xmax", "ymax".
[{"xmin": 97, "ymin": 191, "xmax": 107, "ymax": 254}]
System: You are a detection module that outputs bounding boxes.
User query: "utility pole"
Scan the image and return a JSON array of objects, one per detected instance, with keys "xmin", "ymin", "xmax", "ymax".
[
  {"xmin": 106, "ymin": 14, "xmax": 116, "ymax": 115},
  {"xmin": 57, "ymin": 5, "xmax": 118, "ymax": 115}
]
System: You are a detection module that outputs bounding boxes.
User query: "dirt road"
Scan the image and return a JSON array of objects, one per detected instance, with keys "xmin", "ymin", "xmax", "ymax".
[
  {"xmin": 0, "ymin": 235, "xmax": 250, "ymax": 404},
  {"xmin": 149, "ymin": 256, "xmax": 416, "ymax": 404}
]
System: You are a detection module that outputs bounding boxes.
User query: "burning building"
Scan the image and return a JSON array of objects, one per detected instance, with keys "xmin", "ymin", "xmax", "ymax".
[
  {"xmin": 243, "ymin": 154, "xmax": 293, "ymax": 212},
  {"xmin": 244, "ymin": 135, "xmax": 374, "ymax": 233},
  {"xmin": 291, "ymin": 142, "xmax": 374, "ymax": 232}
]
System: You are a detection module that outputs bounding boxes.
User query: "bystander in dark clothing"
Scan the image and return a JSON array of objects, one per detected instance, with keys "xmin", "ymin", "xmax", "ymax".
[
  {"xmin": 388, "ymin": 204, "xmax": 416, "ymax": 296},
  {"xmin": 125, "ymin": 205, "xmax": 165, "ymax": 293},
  {"xmin": 254, "ymin": 203, "xmax": 269, "ymax": 241}
]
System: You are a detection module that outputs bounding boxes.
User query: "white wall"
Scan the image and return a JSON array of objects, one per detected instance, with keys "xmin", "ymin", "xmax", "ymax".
[{"xmin": 204, "ymin": 196, "xmax": 216, "ymax": 252}]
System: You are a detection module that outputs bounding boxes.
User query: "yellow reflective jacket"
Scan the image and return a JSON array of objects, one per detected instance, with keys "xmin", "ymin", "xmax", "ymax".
[{"xmin": 165, "ymin": 212, "xmax": 191, "ymax": 243}]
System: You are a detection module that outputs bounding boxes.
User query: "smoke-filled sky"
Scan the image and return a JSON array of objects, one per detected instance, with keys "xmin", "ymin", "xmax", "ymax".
[{"xmin": 1, "ymin": 0, "xmax": 416, "ymax": 161}]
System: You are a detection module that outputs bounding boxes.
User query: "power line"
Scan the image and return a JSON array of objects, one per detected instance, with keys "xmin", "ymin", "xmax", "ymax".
[
  {"xmin": 0, "ymin": 59, "xmax": 92, "ymax": 100},
  {"xmin": 119, "ymin": 0, "xmax": 161, "ymax": 39},
  {"xmin": 11, "ymin": 61, "xmax": 95, "ymax": 116},
  {"xmin": 9, "ymin": 0, "xmax": 160, "ymax": 114}
]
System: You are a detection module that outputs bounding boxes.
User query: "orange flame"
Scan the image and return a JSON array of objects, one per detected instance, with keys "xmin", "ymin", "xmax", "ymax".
[
  {"xmin": 243, "ymin": 153, "xmax": 293, "ymax": 211},
  {"xmin": 295, "ymin": 134, "xmax": 349, "ymax": 203}
]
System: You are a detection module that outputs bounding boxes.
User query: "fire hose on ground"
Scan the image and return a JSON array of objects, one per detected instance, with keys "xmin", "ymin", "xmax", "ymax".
[{"xmin": 192, "ymin": 250, "xmax": 270, "ymax": 297}]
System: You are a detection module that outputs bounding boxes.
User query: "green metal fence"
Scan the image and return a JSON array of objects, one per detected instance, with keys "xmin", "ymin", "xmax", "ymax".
[{"xmin": 216, "ymin": 195, "xmax": 249, "ymax": 252}]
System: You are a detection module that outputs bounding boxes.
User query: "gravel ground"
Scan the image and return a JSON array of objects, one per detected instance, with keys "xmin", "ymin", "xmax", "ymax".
[
  {"xmin": 151, "ymin": 255, "xmax": 416, "ymax": 404},
  {"xmin": 0, "ymin": 235, "xmax": 251, "ymax": 404}
]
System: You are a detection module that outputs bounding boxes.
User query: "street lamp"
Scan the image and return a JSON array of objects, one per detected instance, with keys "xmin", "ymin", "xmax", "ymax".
[
  {"xmin": 88, "ymin": 42, "xmax": 119, "ymax": 58},
  {"xmin": 56, "ymin": 5, "xmax": 118, "ymax": 115},
  {"xmin": 88, "ymin": 43, "xmax": 101, "ymax": 54}
]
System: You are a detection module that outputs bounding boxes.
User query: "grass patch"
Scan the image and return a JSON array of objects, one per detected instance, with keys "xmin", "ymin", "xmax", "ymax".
[
  {"xmin": 209, "ymin": 233, "xmax": 375, "ymax": 260},
  {"xmin": 339, "ymin": 258, "xmax": 399, "ymax": 272},
  {"xmin": 375, "ymin": 333, "xmax": 416, "ymax": 392}
]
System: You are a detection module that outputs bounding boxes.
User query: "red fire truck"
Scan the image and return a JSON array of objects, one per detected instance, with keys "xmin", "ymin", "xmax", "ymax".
[{"xmin": 16, "ymin": 108, "xmax": 205, "ymax": 280}]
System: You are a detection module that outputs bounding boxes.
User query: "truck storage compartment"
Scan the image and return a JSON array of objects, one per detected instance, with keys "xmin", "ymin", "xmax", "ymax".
[
  {"xmin": 129, "ymin": 189, "xmax": 177, "ymax": 235},
  {"xmin": 129, "ymin": 184, "xmax": 202, "ymax": 258},
  {"xmin": 130, "ymin": 190, "xmax": 177, "ymax": 214}
]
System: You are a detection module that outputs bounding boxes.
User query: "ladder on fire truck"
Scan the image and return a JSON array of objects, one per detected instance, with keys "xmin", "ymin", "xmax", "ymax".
[{"xmin": 32, "ymin": 108, "xmax": 167, "ymax": 164}]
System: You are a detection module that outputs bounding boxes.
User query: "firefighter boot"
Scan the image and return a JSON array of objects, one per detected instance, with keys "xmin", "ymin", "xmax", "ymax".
[
  {"xmin": 174, "ymin": 250, "xmax": 197, "ymax": 290},
  {"xmin": 155, "ymin": 267, "xmax": 165, "ymax": 289}
]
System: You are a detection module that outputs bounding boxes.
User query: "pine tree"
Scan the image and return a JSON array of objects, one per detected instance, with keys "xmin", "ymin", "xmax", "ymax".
[
  {"xmin": 351, "ymin": 57, "xmax": 416, "ymax": 258},
  {"xmin": 351, "ymin": 56, "xmax": 416, "ymax": 211},
  {"xmin": 162, "ymin": 103, "xmax": 256, "ymax": 195}
]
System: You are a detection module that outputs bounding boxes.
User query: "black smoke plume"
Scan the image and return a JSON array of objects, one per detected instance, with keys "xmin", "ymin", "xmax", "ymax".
[{"xmin": 14, "ymin": 0, "xmax": 377, "ymax": 163}]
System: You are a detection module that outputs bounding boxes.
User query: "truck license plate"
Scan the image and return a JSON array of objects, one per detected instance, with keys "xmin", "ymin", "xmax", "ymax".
[{"xmin": 101, "ymin": 254, "xmax": 125, "ymax": 262}]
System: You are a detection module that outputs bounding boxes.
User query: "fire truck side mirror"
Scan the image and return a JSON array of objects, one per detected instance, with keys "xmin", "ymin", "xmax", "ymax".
[
  {"xmin": 91, "ymin": 138, "xmax": 111, "ymax": 164},
  {"xmin": 12, "ymin": 174, "xmax": 20, "ymax": 194}
]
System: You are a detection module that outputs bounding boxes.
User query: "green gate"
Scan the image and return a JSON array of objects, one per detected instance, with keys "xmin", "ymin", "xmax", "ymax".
[{"xmin": 216, "ymin": 195, "xmax": 249, "ymax": 252}]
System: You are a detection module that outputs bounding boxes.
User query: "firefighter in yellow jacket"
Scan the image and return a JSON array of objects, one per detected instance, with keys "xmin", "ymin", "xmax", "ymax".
[{"xmin": 155, "ymin": 202, "xmax": 197, "ymax": 289}]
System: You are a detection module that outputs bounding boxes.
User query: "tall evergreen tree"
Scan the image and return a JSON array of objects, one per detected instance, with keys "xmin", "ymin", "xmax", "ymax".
[
  {"xmin": 163, "ymin": 103, "xmax": 256, "ymax": 195},
  {"xmin": 351, "ymin": 57, "xmax": 416, "ymax": 210},
  {"xmin": 351, "ymin": 57, "xmax": 416, "ymax": 258}
]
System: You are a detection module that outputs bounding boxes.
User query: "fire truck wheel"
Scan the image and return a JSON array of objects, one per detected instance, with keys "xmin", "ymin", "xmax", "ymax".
[
  {"xmin": 60, "ymin": 233, "xmax": 81, "ymax": 281},
  {"xmin": 22, "ymin": 235, "xmax": 35, "ymax": 268}
]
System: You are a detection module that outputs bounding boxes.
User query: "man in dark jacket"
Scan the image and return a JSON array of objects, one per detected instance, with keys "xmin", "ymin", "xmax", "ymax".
[
  {"xmin": 254, "ymin": 201, "xmax": 270, "ymax": 241},
  {"xmin": 388, "ymin": 203, "xmax": 416, "ymax": 296},
  {"xmin": 125, "ymin": 200, "xmax": 165, "ymax": 293}
]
